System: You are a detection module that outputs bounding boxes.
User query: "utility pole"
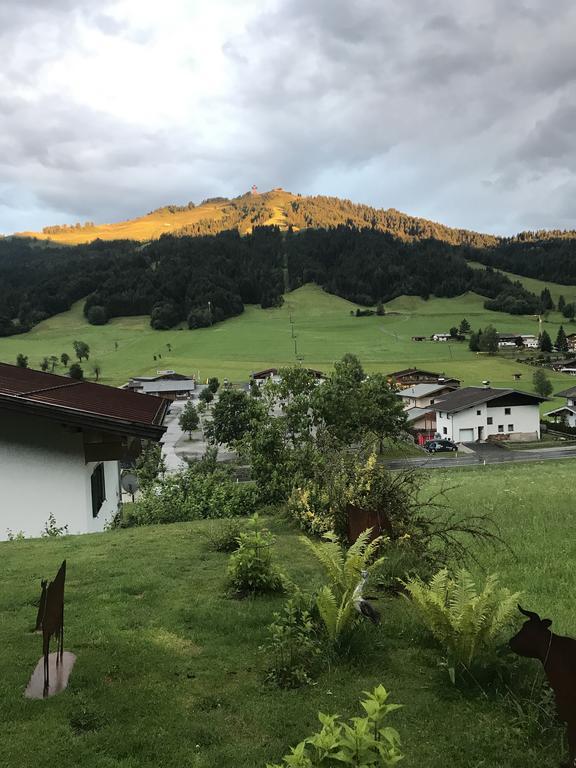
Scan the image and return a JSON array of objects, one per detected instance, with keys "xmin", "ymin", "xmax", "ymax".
[{"xmin": 208, "ymin": 300, "xmax": 212, "ymax": 326}]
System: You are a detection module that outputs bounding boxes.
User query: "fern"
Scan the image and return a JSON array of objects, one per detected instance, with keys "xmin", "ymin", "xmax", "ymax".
[
  {"xmin": 403, "ymin": 568, "xmax": 521, "ymax": 682},
  {"xmin": 302, "ymin": 528, "xmax": 386, "ymax": 644}
]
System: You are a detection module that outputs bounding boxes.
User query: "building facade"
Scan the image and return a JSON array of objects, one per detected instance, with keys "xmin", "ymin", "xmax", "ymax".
[
  {"xmin": 434, "ymin": 388, "xmax": 545, "ymax": 443},
  {"xmin": 0, "ymin": 363, "xmax": 167, "ymax": 541}
]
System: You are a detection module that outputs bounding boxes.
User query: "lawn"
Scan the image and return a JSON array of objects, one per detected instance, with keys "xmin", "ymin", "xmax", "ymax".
[
  {"xmin": 1, "ymin": 283, "xmax": 575, "ymax": 411},
  {"xmin": 1, "ymin": 461, "xmax": 574, "ymax": 768}
]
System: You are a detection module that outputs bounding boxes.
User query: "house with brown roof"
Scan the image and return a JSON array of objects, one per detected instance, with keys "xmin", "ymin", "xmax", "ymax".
[
  {"xmin": 433, "ymin": 387, "xmax": 547, "ymax": 443},
  {"xmin": 0, "ymin": 363, "xmax": 167, "ymax": 541},
  {"xmin": 386, "ymin": 368, "xmax": 460, "ymax": 389}
]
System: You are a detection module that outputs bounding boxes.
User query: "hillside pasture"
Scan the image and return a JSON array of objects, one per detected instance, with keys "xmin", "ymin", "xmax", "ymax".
[
  {"xmin": 0, "ymin": 284, "xmax": 574, "ymax": 413},
  {"xmin": 0, "ymin": 461, "xmax": 573, "ymax": 768}
]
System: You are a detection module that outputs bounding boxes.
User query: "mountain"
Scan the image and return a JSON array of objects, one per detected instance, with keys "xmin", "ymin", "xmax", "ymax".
[{"xmin": 16, "ymin": 188, "xmax": 501, "ymax": 247}]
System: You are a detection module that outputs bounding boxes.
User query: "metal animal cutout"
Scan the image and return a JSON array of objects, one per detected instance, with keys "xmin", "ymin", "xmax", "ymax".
[
  {"xmin": 35, "ymin": 560, "xmax": 66, "ymax": 698},
  {"xmin": 352, "ymin": 569, "xmax": 380, "ymax": 625},
  {"xmin": 509, "ymin": 605, "xmax": 576, "ymax": 768}
]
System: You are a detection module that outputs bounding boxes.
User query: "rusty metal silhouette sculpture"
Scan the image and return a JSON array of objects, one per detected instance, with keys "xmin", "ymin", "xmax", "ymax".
[
  {"xmin": 32, "ymin": 560, "xmax": 68, "ymax": 698},
  {"xmin": 509, "ymin": 605, "xmax": 576, "ymax": 768}
]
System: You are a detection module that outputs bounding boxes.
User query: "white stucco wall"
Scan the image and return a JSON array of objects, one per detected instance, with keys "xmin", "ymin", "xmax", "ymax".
[
  {"xmin": 0, "ymin": 411, "xmax": 121, "ymax": 541},
  {"xmin": 436, "ymin": 402, "xmax": 540, "ymax": 442}
]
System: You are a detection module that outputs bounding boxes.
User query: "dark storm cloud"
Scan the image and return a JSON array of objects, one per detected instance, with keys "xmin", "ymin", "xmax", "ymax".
[{"xmin": 2, "ymin": 0, "xmax": 576, "ymax": 234}]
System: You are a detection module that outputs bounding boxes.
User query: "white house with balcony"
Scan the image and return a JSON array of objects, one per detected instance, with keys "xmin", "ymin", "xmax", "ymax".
[
  {"xmin": 544, "ymin": 385, "xmax": 576, "ymax": 427},
  {"xmin": 433, "ymin": 387, "xmax": 547, "ymax": 443}
]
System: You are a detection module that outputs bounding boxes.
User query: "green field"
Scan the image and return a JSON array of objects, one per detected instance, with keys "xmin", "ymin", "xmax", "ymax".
[
  {"xmin": 1, "ymin": 283, "xmax": 575, "ymax": 413},
  {"xmin": 468, "ymin": 260, "xmax": 576, "ymax": 305},
  {"xmin": 1, "ymin": 461, "xmax": 573, "ymax": 768}
]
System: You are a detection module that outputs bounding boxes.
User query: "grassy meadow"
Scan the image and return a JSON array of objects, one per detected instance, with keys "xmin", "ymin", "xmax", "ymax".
[
  {"xmin": 1, "ymin": 282, "xmax": 575, "ymax": 413},
  {"xmin": 1, "ymin": 461, "xmax": 574, "ymax": 768}
]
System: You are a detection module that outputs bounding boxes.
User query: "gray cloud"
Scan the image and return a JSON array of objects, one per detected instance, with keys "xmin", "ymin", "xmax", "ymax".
[{"xmin": 2, "ymin": 0, "xmax": 576, "ymax": 235}]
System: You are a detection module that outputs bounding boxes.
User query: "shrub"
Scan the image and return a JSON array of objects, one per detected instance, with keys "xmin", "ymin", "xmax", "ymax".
[
  {"xmin": 302, "ymin": 529, "xmax": 385, "ymax": 645},
  {"xmin": 402, "ymin": 568, "xmax": 521, "ymax": 684},
  {"xmin": 121, "ymin": 465, "xmax": 256, "ymax": 526},
  {"xmin": 287, "ymin": 483, "xmax": 333, "ymax": 536},
  {"xmin": 42, "ymin": 513, "xmax": 69, "ymax": 538},
  {"xmin": 227, "ymin": 514, "xmax": 285, "ymax": 595},
  {"xmin": 267, "ymin": 684, "xmax": 403, "ymax": 767},
  {"xmin": 201, "ymin": 518, "xmax": 244, "ymax": 552},
  {"xmin": 86, "ymin": 305, "xmax": 107, "ymax": 325},
  {"xmin": 261, "ymin": 592, "xmax": 321, "ymax": 688}
]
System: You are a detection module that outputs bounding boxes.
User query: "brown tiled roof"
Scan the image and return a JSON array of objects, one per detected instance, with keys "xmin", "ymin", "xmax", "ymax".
[{"xmin": 0, "ymin": 363, "xmax": 167, "ymax": 439}]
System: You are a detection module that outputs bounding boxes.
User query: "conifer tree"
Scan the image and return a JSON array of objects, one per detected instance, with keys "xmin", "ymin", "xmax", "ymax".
[
  {"xmin": 555, "ymin": 325, "xmax": 569, "ymax": 354},
  {"xmin": 539, "ymin": 330, "xmax": 552, "ymax": 353}
]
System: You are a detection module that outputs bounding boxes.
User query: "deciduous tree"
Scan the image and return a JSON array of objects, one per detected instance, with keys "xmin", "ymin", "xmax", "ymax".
[
  {"xmin": 533, "ymin": 369, "xmax": 552, "ymax": 397},
  {"xmin": 178, "ymin": 401, "xmax": 200, "ymax": 439}
]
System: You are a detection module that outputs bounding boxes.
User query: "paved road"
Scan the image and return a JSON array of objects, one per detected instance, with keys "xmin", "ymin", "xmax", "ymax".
[
  {"xmin": 160, "ymin": 395, "xmax": 237, "ymax": 472},
  {"xmin": 385, "ymin": 443, "xmax": 576, "ymax": 470}
]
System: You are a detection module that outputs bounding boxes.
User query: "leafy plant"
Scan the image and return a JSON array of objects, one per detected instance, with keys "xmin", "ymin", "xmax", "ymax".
[
  {"xmin": 266, "ymin": 684, "xmax": 403, "ymax": 767},
  {"xmin": 402, "ymin": 568, "xmax": 521, "ymax": 683},
  {"xmin": 42, "ymin": 513, "xmax": 69, "ymax": 538},
  {"xmin": 6, "ymin": 529, "xmax": 25, "ymax": 541},
  {"xmin": 122, "ymin": 463, "xmax": 256, "ymax": 526},
  {"xmin": 301, "ymin": 529, "xmax": 385, "ymax": 644},
  {"xmin": 201, "ymin": 518, "xmax": 244, "ymax": 552},
  {"xmin": 227, "ymin": 514, "xmax": 285, "ymax": 595},
  {"xmin": 261, "ymin": 592, "xmax": 320, "ymax": 688}
]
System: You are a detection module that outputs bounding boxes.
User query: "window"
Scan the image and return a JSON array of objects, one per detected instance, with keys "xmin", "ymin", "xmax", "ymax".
[
  {"xmin": 91, "ymin": 464, "xmax": 106, "ymax": 518},
  {"xmin": 505, "ymin": 407, "xmax": 511, "ymax": 415},
  {"xmin": 476, "ymin": 410, "xmax": 481, "ymax": 415},
  {"xmin": 508, "ymin": 424, "xmax": 514, "ymax": 432},
  {"xmin": 498, "ymin": 425, "xmax": 504, "ymax": 433},
  {"xmin": 487, "ymin": 417, "xmax": 493, "ymax": 425},
  {"xmin": 443, "ymin": 427, "xmax": 448, "ymax": 435}
]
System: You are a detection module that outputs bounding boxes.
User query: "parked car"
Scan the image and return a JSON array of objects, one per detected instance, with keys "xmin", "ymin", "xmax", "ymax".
[{"xmin": 424, "ymin": 439, "xmax": 458, "ymax": 453}]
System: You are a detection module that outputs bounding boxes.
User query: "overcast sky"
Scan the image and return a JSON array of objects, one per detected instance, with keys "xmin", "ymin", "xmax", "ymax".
[{"xmin": 1, "ymin": 0, "xmax": 576, "ymax": 236}]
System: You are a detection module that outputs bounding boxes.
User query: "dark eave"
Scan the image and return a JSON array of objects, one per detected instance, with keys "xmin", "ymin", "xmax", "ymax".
[{"xmin": 0, "ymin": 392, "xmax": 167, "ymax": 440}]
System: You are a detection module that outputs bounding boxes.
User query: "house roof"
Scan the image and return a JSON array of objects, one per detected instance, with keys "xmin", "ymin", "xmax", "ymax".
[
  {"xmin": 129, "ymin": 372, "xmax": 194, "ymax": 383},
  {"xmin": 405, "ymin": 406, "xmax": 435, "ymax": 422},
  {"xmin": 397, "ymin": 383, "xmax": 458, "ymax": 399},
  {"xmin": 432, "ymin": 386, "xmax": 548, "ymax": 414},
  {"xmin": 0, "ymin": 363, "xmax": 168, "ymax": 440},
  {"xmin": 545, "ymin": 406, "xmax": 576, "ymax": 417},
  {"xmin": 140, "ymin": 380, "xmax": 196, "ymax": 394},
  {"xmin": 554, "ymin": 385, "xmax": 576, "ymax": 398},
  {"xmin": 251, "ymin": 367, "xmax": 326, "ymax": 380},
  {"xmin": 387, "ymin": 367, "xmax": 460, "ymax": 382}
]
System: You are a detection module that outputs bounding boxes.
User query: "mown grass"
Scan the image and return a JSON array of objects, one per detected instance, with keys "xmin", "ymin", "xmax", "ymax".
[
  {"xmin": 1, "ymin": 461, "xmax": 574, "ymax": 767},
  {"xmin": 1, "ymin": 283, "xmax": 576, "ymax": 412}
]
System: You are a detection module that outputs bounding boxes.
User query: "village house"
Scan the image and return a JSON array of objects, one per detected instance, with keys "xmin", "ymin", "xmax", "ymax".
[
  {"xmin": 397, "ymin": 382, "xmax": 460, "ymax": 410},
  {"xmin": 250, "ymin": 367, "xmax": 326, "ymax": 386},
  {"xmin": 397, "ymin": 382, "xmax": 460, "ymax": 439},
  {"xmin": 123, "ymin": 370, "xmax": 196, "ymax": 400},
  {"xmin": 0, "ymin": 363, "xmax": 167, "ymax": 541},
  {"xmin": 431, "ymin": 333, "xmax": 452, "ymax": 342},
  {"xmin": 497, "ymin": 333, "xmax": 538, "ymax": 349},
  {"xmin": 433, "ymin": 386, "xmax": 547, "ymax": 443},
  {"xmin": 387, "ymin": 368, "xmax": 461, "ymax": 390},
  {"xmin": 566, "ymin": 333, "xmax": 576, "ymax": 352},
  {"xmin": 544, "ymin": 385, "xmax": 576, "ymax": 427}
]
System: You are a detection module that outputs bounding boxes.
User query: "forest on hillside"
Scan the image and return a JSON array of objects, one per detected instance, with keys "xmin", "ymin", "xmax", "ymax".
[{"xmin": 0, "ymin": 224, "xmax": 562, "ymax": 336}]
